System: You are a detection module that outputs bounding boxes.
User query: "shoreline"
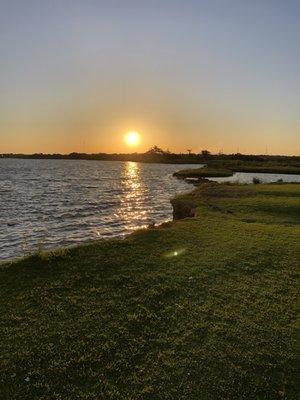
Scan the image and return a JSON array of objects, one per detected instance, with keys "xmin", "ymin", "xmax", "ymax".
[
  {"xmin": 2, "ymin": 153, "xmax": 300, "ymax": 165},
  {"xmin": 173, "ymin": 165, "xmax": 300, "ymax": 178},
  {"xmin": 0, "ymin": 182, "xmax": 299, "ymax": 398},
  {"xmin": 2, "ymin": 179, "xmax": 300, "ymax": 265}
]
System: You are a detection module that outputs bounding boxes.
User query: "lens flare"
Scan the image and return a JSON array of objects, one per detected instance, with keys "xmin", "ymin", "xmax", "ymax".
[{"xmin": 163, "ymin": 248, "xmax": 186, "ymax": 258}]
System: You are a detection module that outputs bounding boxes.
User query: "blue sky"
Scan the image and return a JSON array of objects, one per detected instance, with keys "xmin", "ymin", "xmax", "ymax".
[{"xmin": 0, "ymin": 0, "xmax": 299, "ymax": 154}]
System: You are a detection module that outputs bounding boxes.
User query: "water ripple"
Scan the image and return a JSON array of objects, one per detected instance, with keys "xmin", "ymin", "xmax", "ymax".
[{"xmin": 0, "ymin": 159, "xmax": 200, "ymax": 261}]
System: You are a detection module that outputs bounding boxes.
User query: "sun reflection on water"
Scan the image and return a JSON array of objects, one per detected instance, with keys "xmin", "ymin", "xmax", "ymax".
[{"xmin": 118, "ymin": 162, "xmax": 150, "ymax": 232}]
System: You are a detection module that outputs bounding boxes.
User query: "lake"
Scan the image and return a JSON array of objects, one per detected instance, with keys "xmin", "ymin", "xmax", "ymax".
[
  {"xmin": 0, "ymin": 159, "xmax": 201, "ymax": 261},
  {"xmin": 1, "ymin": 159, "xmax": 299, "ymax": 262}
]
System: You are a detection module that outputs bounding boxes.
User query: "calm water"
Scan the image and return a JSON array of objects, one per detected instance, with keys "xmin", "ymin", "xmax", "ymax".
[{"xmin": 0, "ymin": 159, "xmax": 201, "ymax": 261}]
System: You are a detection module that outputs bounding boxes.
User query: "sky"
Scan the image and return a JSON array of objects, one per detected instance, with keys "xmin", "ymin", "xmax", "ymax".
[{"xmin": 0, "ymin": 0, "xmax": 299, "ymax": 155}]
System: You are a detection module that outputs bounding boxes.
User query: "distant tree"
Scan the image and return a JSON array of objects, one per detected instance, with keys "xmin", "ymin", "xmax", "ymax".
[
  {"xmin": 201, "ymin": 150, "xmax": 211, "ymax": 157},
  {"xmin": 187, "ymin": 149, "xmax": 192, "ymax": 155},
  {"xmin": 146, "ymin": 146, "xmax": 166, "ymax": 155}
]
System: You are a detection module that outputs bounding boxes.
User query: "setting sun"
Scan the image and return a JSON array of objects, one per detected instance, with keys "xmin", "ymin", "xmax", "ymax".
[{"xmin": 125, "ymin": 131, "xmax": 141, "ymax": 147}]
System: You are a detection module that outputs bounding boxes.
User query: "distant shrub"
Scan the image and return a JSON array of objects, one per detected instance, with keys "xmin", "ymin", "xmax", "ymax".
[{"xmin": 252, "ymin": 177, "xmax": 261, "ymax": 184}]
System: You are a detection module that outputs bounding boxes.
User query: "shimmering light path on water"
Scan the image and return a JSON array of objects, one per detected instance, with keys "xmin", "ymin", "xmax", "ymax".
[{"xmin": 0, "ymin": 159, "xmax": 200, "ymax": 261}]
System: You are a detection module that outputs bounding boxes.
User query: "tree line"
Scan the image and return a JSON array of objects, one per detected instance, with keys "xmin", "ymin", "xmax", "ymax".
[{"xmin": 1, "ymin": 146, "xmax": 299, "ymax": 165}]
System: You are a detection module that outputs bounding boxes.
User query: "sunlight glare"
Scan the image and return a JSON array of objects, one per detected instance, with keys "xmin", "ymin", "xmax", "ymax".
[{"xmin": 125, "ymin": 131, "xmax": 141, "ymax": 147}]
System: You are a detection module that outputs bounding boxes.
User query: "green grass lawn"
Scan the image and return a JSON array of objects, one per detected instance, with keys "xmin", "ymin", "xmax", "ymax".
[{"xmin": 0, "ymin": 183, "xmax": 299, "ymax": 399}]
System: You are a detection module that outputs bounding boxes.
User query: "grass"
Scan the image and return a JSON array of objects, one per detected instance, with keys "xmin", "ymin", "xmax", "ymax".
[
  {"xmin": 173, "ymin": 166, "xmax": 233, "ymax": 178},
  {"xmin": 230, "ymin": 165, "xmax": 300, "ymax": 174},
  {"xmin": 0, "ymin": 183, "xmax": 299, "ymax": 399},
  {"xmin": 173, "ymin": 162, "xmax": 300, "ymax": 179}
]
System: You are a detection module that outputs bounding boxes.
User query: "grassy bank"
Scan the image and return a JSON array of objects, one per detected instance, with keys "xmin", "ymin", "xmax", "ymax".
[
  {"xmin": 230, "ymin": 164, "xmax": 300, "ymax": 175},
  {"xmin": 0, "ymin": 183, "xmax": 299, "ymax": 399},
  {"xmin": 173, "ymin": 163, "xmax": 300, "ymax": 179},
  {"xmin": 173, "ymin": 166, "xmax": 233, "ymax": 178}
]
